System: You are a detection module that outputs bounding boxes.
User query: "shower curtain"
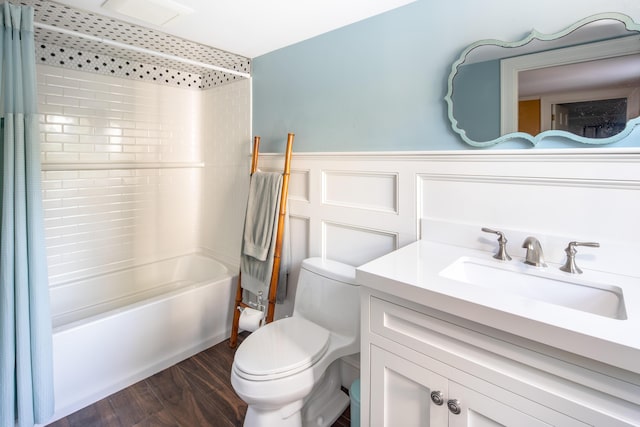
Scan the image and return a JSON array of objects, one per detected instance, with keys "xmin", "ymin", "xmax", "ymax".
[{"xmin": 0, "ymin": 3, "xmax": 55, "ymax": 427}]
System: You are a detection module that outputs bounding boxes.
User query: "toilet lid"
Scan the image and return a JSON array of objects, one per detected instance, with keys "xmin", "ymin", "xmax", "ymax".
[{"xmin": 234, "ymin": 317, "xmax": 330, "ymax": 380}]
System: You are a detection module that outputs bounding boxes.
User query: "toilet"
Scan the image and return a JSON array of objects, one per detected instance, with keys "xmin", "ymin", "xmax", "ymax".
[{"xmin": 231, "ymin": 257, "xmax": 360, "ymax": 427}]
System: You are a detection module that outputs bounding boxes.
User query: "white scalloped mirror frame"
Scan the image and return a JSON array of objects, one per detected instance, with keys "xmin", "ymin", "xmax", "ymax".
[{"xmin": 445, "ymin": 13, "xmax": 640, "ymax": 147}]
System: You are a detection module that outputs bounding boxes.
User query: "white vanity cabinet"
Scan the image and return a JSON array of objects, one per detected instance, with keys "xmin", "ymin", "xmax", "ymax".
[
  {"xmin": 359, "ymin": 289, "xmax": 640, "ymax": 427},
  {"xmin": 371, "ymin": 342, "xmax": 570, "ymax": 426},
  {"xmin": 370, "ymin": 345, "xmax": 448, "ymax": 426},
  {"xmin": 370, "ymin": 345, "xmax": 560, "ymax": 427}
]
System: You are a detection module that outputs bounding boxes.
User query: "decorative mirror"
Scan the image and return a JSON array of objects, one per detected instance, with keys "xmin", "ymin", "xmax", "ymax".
[{"xmin": 445, "ymin": 13, "xmax": 640, "ymax": 147}]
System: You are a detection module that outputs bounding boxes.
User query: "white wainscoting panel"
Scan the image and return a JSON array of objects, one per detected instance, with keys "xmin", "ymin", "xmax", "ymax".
[
  {"xmin": 419, "ymin": 174, "xmax": 640, "ymax": 241},
  {"xmin": 277, "ymin": 215, "xmax": 311, "ymax": 317},
  {"xmin": 416, "ymin": 151, "xmax": 640, "ymax": 276},
  {"xmin": 323, "ymin": 221, "xmax": 398, "ymax": 267},
  {"xmin": 259, "ymin": 153, "xmax": 416, "ymax": 262},
  {"xmin": 256, "ymin": 148, "xmax": 640, "ymax": 315},
  {"xmin": 323, "ymin": 170, "xmax": 398, "ymax": 213},
  {"xmin": 289, "ymin": 169, "xmax": 311, "ymax": 202}
]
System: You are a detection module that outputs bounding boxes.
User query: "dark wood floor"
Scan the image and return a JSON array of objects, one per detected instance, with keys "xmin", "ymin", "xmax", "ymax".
[{"xmin": 47, "ymin": 332, "xmax": 351, "ymax": 427}]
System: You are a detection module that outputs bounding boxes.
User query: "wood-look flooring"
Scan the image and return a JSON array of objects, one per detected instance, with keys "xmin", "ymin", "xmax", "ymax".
[{"xmin": 47, "ymin": 332, "xmax": 351, "ymax": 427}]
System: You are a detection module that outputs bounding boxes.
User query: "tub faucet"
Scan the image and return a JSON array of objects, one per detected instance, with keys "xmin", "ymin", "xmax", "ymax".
[{"xmin": 522, "ymin": 236, "xmax": 547, "ymax": 267}]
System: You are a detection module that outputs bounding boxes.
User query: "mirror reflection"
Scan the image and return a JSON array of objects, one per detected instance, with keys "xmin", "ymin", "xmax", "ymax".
[{"xmin": 446, "ymin": 13, "xmax": 640, "ymax": 147}]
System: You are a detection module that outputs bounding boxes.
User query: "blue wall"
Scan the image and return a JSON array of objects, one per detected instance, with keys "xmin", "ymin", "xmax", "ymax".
[
  {"xmin": 452, "ymin": 60, "xmax": 501, "ymax": 142},
  {"xmin": 252, "ymin": 0, "xmax": 640, "ymax": 152}
]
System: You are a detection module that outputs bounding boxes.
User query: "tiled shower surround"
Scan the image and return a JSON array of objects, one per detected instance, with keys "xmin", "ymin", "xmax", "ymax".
[
  {"xmin": 28, "ymin": 0, "xmax": 251, "ymax": 90},
  {"xmin": 38, "ymin": 65, "xmax": 250, "ymax": 285}
]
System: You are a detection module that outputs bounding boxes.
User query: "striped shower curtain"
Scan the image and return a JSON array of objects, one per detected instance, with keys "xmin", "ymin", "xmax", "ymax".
[{"xmin": 0, "ymin": 3, "xmax": 55, "ymax": 427}]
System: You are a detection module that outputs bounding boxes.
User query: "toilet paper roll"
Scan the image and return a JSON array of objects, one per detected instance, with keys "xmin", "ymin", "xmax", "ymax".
[{"xmin": 239, "ymin": 307, "xmax": 265, "ymax": 332}]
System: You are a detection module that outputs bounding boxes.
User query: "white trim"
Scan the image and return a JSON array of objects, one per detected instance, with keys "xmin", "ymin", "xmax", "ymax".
[
  {"xmin": 417, "ymin": 173, "xmax": 640, "ymax": 190},
  {"xmin": 251, "ymin": 147, "xmax": 640, "ymax": 161}
]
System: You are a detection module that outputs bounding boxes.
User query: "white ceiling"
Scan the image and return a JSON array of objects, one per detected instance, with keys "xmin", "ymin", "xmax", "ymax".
[{"xmin": 52, "ymin": 0, "xmax": 416, "ymax": 58}]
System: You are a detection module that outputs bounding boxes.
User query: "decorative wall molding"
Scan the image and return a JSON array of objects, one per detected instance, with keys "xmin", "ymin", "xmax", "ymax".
[
  {"xmin": 287, "ymin": 169, "xmax": 311, "ymax": 203},
  {"xmin": 257, "ymin": 148, "xmax": 640, "ymax": 300},
  {"xmin": 254, "ymin": 148, "xmax": 640, "ymax": 162},
  {"xmin": 322, "ymin": 170, "xmax": 399, "ymax": 213},
  {"xmin": 323, "ymin": 220, "xmax": 399, "ymax": 267},
  {"xmin": 416, "ymin": 173, "xmax": 640, "ymax": 190}
]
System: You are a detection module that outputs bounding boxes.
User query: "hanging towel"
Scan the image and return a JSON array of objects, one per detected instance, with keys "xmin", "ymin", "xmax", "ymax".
[
  {"xmin": 241, "ymin": 171, "xmax": 289, "ymax": 300},
  {"xmin": 242, "ymin": 171, "xmax": 282, "ymax": 261}
]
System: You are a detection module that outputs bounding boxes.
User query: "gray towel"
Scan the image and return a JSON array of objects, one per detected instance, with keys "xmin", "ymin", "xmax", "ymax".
[
  {"xmin": 242, "ymin": 172, "xmax": 282, "ymax": 261},
  {"xmin": 240, "ymin": 171, "xmax": 289, "ymax": 301}
]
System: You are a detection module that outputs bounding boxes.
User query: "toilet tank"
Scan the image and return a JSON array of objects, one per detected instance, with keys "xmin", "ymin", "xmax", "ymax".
[{"xmin": 293, "ymin": 258, "xmax": 359, "ymax": 339}]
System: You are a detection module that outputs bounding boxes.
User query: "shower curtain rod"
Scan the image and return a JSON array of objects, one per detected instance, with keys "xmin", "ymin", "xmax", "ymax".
[{"xmin": 34, "ymin": 22, "xmax": 251, "ymax": 79}]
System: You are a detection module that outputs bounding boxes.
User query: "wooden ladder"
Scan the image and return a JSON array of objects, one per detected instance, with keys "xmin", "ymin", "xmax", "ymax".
[{"xmin": 229, "ymin": 133, "xmax": 294, "ymax": 348}]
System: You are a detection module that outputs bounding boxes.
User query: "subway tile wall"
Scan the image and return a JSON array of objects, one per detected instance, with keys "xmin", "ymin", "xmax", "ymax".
[
  {"xmin": 37, "ymin": 64, "xmax": 244, "ymax": 285},
  {"xmin": 199, "ymin": 79, "xmax": 251, "ymax": 265},
  {"xmin": 38, "ymin": 65, "xmax": 202, "ymax": 165}
]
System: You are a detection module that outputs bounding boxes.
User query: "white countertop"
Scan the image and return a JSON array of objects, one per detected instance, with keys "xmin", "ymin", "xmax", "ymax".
[{"xmin": 356, "ymin": 240, "xmax": 640, "ymax": 374}]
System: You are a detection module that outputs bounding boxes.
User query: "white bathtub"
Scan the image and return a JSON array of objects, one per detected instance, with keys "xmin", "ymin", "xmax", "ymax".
[{"xmin": 48, "ymin": 253, "xmax": 236, "ymax": 421}]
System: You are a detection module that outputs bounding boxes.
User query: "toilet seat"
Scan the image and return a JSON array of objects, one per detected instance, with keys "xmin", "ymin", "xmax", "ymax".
[{"xmin": 234, "ymin": 317, "xmax": 330, "ymax": 381}]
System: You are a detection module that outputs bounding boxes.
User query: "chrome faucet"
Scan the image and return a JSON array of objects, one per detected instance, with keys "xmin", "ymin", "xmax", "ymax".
[{"xmin": 522, "ymin": 236, "xmax": 547, "ymax": 267}]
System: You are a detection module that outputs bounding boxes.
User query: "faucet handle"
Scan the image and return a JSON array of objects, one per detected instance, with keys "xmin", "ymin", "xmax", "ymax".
[
  {"xmin": 572, "ymin": 241, "xmax": 600, "ymax": 248},
  {"xmin": 481, "ymin": 227, "xmax": 512, "ymax": 261},
  {"xmin": 559, "ymin": 241, "xmax": 600, "ymax": 274}
]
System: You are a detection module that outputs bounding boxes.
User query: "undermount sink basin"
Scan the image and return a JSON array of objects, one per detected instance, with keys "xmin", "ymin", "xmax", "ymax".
[{"xmin": 439, "ymin": 257, "xmax": 627, "ymax": 320}]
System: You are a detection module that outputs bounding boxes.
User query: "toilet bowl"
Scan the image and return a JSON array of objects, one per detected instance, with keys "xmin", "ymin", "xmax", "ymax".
[{"xmin": 231, "ymin": 257, "xmax": 360, "ymax": 427}]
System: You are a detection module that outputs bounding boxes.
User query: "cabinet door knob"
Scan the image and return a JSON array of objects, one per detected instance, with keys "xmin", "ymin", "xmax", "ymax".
[
  {"xmin": 447, "ymin": 399, "xmax": 462, "ymax": 415},
  {"xmin": 430, "ymin": 390, "xmax": 444, "ymax": 406}
]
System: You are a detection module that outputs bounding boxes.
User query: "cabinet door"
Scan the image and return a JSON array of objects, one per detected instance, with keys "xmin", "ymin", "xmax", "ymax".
[
  {"xmin": 447, "ymin": 381, "xmax": 551, "ymax": 427},
  {"xmin": 370, "ymin": 345, "xmax": 449, "ymax": 427}
]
